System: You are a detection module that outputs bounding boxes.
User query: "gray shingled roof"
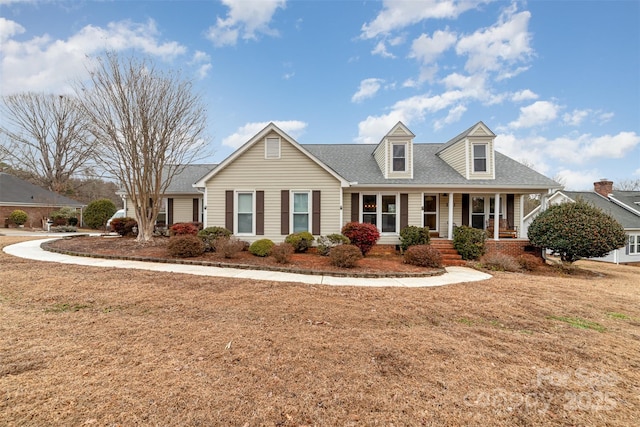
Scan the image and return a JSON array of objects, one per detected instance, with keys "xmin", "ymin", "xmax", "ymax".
[
  {"xmin": 561, "ymin": 191, "xmax": 640, "ymax": 229},
  {"xmin": 436, "ymin": 120, "xmax": 494, "ymax": 154},
  {"xmin": 163, "ymin": 164, "xmax": 217, "ymax": 193},
  {"xmin": 303, "ymin": 143, "xmax": 560, "ymax": 189},
  {"xmin": 0, "ymin": 172, "xmax": 84, "ymax": 207}
]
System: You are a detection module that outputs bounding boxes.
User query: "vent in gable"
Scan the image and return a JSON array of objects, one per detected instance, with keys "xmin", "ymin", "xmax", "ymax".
[{"xmin": 265, "ymin": 137, "xmax": 281, "ymax": 159}]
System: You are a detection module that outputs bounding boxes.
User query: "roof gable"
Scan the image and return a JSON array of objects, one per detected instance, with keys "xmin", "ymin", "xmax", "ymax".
[
  {"xmin": 194, "ymin": 123, "xmax": 349, "ymax": 187},
  {"xmin": 436, "ymin": 121, "xmax": 494, "ymax": 154}
]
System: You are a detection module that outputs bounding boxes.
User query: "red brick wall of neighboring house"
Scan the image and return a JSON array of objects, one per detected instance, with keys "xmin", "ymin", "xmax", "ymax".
[
  {"xmin": 1, "ymin": 206, "xmax": 65, "ymax": 229},
  {"xmin": 485, "ymin": 240, "xmax": 542, "ymax": 258}
]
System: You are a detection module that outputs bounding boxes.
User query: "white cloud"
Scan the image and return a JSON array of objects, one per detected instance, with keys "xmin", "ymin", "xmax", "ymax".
[
  {"xmin": 598, "ymin": 111, "xmax": 614, "ymax": 123},
  {"xmin": 511, "ymin": 89, "xmax": 538, "ymax": 102},
  {"xmin": 434, "ymin": 104, "xmax": 467, "ymax": 130},
  {"xmin": 563, "ymin": 109, "xmax": 590, "ymax": 126},
  {"xmin": 0, "ymin": 19, "xmax": 187, "ymax": 94},
  {"xmin": 352, "ymin": 78, "xmax": 384, "ymax": 103},
  {"xmin": 189, "ymin": 50, "xmax": 212, "ymax": 79},
  {"xmin": 409, "ymin": 30, "xmax": 457, "ymax": 65},
  {"xmin": 371, "ymin": 40, "xmax": 395, "ymax": 58},
  {"xmin": 554, "ymin": 168, "xmax": 601, "ymax": 191},
  {"xmin": 206, "ymin": 0, "xmax": 286, "ymax": 47},
  {"xmin": 508, "ymin": 100, "xmax": 560, "ymax": 129},
  {"xmin": 0, "ymin": 17, "xmax": 24, "ymax": 42},
  {"xmin": 222, "ymin": 120, "xmax": 307, "ymax": 149},
  {"xmin": 456, "ymin": 5, "xmax": 532, "ymax": 77},
  {"xmin": 361, "ymin": 0, "xmax": 486, "ymax": 39},
  {"xmin": 494, "ymin": 133, "xmax": 551, "ymax": 175}
]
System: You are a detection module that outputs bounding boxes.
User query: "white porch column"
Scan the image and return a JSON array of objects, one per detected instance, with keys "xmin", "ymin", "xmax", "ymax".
[
  {"xmin": 519, "ymin": 194, "xmax": 525, "ymax": 238},
  {"xmin": 447, "ymin": 192, "xmax": 454, "ymax": 240},
  {"xmin": 494, "ymin": 192, "xmax": 500, "ymax": 241}
]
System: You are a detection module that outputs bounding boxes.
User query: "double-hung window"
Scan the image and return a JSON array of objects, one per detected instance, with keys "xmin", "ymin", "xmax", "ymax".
[
  {"xmin": 361, "ymin": 193, "xmax": 398, "ymax": 233},
  {"xmin": 392, "ymin": 143, "xmax": 406, "ymax": 172},
  {"xmin": 629, "ymin": 234, "xmax": 640, "ymax": 255},
  {"xmin": 236, "ymin": 192, "xmax": 254, "ymax": 234},
  {"xmin": 473, "ymin": 144, "xmax": 487, "ymax": 172},
  {"xmin": 292, "ymin": 191, "xmax": 310, "ymax": 232}
]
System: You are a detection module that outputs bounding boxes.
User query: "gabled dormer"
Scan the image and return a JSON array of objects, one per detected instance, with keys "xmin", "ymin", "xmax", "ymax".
[
  {"xmin": 436, "ymin": 121, "xmax": 496, "ymax": 180},
  {"xmin": 373, "ymin": 122, "xmax": 415, "ymax": 179}
]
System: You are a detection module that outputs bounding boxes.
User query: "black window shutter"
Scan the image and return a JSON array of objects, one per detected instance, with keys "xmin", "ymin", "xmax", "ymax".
[
  {"xmin": 192, "ymin": 198, "xmax": 199, "ymax": 222},
  {"xmin": 507, "ymin": 194, "xmax": 515, "ymax": 228},
  {"xmin": 225, "ymin": 190, "xmax": 233, "ymax": 231},
  {"xmin": 312, "ymin": 190, "xmax": 321, "ymax": 235},
  {"xmin": 281, "ymin": 190, "xmax": 289, "ymax": 235},
  {"xmin": 400, "ymin": 193, "xmax": 408, "ymax": 230},
  {"xmin": 167, "ymin": 198, "xmax": 174, "ymax": 225},
  {"xmin": 256, "ymin": 191, "xmax": 264, "ymax": 235},
  {"xmin": 462, "ymin": 194, "xmax": 469, "ymax": 226},
  {"xmin": 351, "ymin": 193, "xmax": 359, "ymax": 223}
]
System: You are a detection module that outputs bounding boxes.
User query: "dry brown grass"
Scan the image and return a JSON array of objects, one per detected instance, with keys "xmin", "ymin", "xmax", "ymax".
[{"xmin": 1, "ymin": 236, "xmax": 639, "ymax": 426}]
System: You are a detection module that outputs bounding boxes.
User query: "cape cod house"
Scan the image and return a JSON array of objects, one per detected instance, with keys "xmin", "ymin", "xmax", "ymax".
[{"xmin": 193, "ymin": 121, "xmax": 561, "ymax": 255}]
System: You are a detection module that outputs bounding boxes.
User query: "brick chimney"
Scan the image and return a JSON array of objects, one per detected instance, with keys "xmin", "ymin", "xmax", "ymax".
[{"xmin": 594, "ymin": 179, "xmax": 613, "ymax": 197}]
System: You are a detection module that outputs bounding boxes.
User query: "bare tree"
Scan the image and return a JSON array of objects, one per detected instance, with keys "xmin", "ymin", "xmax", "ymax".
[
  {"xmin": 615, "ymin": 178, "xmax": 640, "ymax": 191},
  {"xmin": 0, "ymin": 93, "xmax": 94, "ymax": 193},
  {"xmin": 77, "ymin": 52, "xmax": 208, "ymax": 242}
]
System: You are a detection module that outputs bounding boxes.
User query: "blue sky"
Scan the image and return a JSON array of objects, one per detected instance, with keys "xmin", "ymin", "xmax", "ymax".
[{"xmin": 1, "ymin": 0, "xmax": 638, "ymax": 190}]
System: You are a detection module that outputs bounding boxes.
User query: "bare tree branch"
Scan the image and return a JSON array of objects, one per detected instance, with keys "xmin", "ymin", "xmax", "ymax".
[
  {"xmin": 0, "ymin": 93, "xmax": 95, "ymax": 193},
  {"xmin": 76, "ymin": 52, "xmax": 208, "ymax": 242}
]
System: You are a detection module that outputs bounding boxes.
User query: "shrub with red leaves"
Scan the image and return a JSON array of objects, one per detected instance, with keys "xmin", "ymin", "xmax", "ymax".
[
  {"xmin": 341, "ymin": 222, "xmax": 380, "ymax": 256},
  {"xmin": 169, "ymin": 222, "xmax": 199, "ymax": 236}
]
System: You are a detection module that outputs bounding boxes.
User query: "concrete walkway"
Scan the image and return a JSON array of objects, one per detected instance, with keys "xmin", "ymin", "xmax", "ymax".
[{"xmin": 2, "ymin": 235, "xmax": 492, "ymax": 288}]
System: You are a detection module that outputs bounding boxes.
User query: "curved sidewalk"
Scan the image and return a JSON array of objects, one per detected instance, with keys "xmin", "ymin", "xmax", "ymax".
[{"xmin": 3, "ymin": 238, "xmax": 492, "ymax": 288}]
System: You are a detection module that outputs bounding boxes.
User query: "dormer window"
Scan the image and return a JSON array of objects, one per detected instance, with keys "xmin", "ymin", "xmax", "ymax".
[
  {"xmin": 392, "ymin": 143, "xmax": 406, "ymax": 172},
  {"xmin": 265, "ymin": 137, "xmax": 281, "ymax": 159},
  {"xmin": 473, "ymin": 144, "xmax": 487, "ymax": 172}
]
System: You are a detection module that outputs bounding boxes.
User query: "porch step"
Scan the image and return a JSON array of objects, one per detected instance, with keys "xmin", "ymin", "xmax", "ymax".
[{"xmin": 430, "ymin": 239, "xmax": 467, "ymax": 266}]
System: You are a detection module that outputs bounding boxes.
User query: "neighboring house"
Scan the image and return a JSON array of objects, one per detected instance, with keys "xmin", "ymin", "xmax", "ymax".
[
  {"xmin": 194, "ymin": 121, "xmax": 561, "ymax": 251},
  {"xmin": 119, "ymin": 164, "xmax": 215, "ymax": 226},
  {"xmin": 0, "ymin": 172, "xmax": 85, "ymax": 228},
  {"xmin": 523, "ymin": 180, "xmax": 640, "ymax": 264}
]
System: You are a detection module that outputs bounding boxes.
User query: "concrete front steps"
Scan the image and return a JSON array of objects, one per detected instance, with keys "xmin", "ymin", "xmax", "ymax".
[{"xmin": 369, "ymin": 240, "xmax": 467, "ymax": 267}]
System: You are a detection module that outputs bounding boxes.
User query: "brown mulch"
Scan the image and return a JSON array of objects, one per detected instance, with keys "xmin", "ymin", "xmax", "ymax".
[
  {"xmin": 44, "ymin": 235, "xmax": 441, "ymax": 276},
  {"xmin": 1, "ymin": 235, "xmax": 639, "ymax": 426}
]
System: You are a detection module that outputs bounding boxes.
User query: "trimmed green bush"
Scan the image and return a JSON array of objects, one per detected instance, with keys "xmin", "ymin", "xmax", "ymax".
[
  {"xmin": 197, "ymin": 226, "xmax": 232, "ymax": 252},
  {"xmin": 249, "ymin": 239, "xmax": 275, "ymax": 257},
  {"xmin": 528, "ymin": 199, "xmax": 627, "ymax": 263},
  {"xmin": 453, "ymin": 225, "xmax": 486, "ymax": 260},
  {"xmin": 167, "ymin": 234, "xmax": 205, "ymax": 258},
  {"xmin": 50, "ymin": 207, "xmax": 77, "ymax": 226},
  {"xmin": 271, "ymin": 242, "xmax": 294, "ymax": 264},
  {"xmin": 317, "ymin": 234, "xmax": 350, "ymax": 256},
  {"xmin": 84, "ymin": 199, "xmax": 117, "ymax": 229},
  {"xmin": 403, "ymin": 245, "xmax": 442, "ymax": 268},
  {"xmin": 329, "ymin": 244, "xmax": 363, "ymax": 268},
  {"xmin": 341, "ymin": 222, "xmax": 380, "ymax": 256},
  {"xmin": 9, "ymin": 209, "xmax": 28, "ymax": 226},
  {"xmin": 399, "ymin": 225, "xmax": 430, "ymax": 251},
  {"xmin": 285, "ymin": 231, "xmax": 315, "ymax": 253}
]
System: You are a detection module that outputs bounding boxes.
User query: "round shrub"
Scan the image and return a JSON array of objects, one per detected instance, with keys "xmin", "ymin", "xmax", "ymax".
[
  {"xmin": 528, "ymin": 199, "xmax": 626, "ymax": 263},
  {"xmin": 480, "ymin": 253, "xmax": 520, "ymax": 272},
  {"xmin": 517, "ymin": 254, "xmax": 544, "ymax": 271},
  {"xmin": 285, "ymin": 231, "xmax": 315, "ymax": 253},
  {"xmin": 341, "ymin": 222, "xmax": 380, "ymax": 256},
  {"xmin": 9, "ymin": 209, "xmax": 28, "ymax": 226},
  {"xmin": 50, "ymin": 207, "xmax": 77, "ymax": 226},
  {"xmin": 110, "ymin": 217, "xmax": 137, "ymax": 236},
  {"xmin": 453, "ymin": 225, "xmax": 486, "ymax": 260},
  {"xmin": 317, "ymin": 234, "xmax": 350, "ymax": 256},
  {"xmin": 84, "ymin": 199, "xmax": 117, "ymax": 229},
  {"xmin": 329, "ymin": 244, "xmax": 363, "ymax": 268},
  {"xmin": 249, "ymin": 239, "xmax": 275, "ymax": 257},
  {"xmin": 169, "ymin": 222, "xmax": 199, "ymax": 236},
  {"xmin": 197, "ymin": 226, "xmax": 232, "ymax": 252},
  {"xmin": 167, "ymin": 234, "xmax": 205, "ymax": 258},
  {"xmin": 399, "ymin": 225, "xmax": 430, "ymax": 251},
  {"xmin": 403, "ymin": 245, "xmax": 442, "ymax": 268},
  {"xmin": 271, "ymin": 242, "xmax": 294, "ymax": 264}
]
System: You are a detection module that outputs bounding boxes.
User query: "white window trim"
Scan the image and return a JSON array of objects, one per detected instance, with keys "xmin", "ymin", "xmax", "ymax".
[
  {"xmin": 290, "ymin": 190, "xmax": 312, "ymax": 234},
  {"xmin": 422, "ymin": 193, "xmax": 439, "ymax": 231},
  {"xmin": 265, "ymin": 137, "xmax": 281, "ymax": 159},
  {"xmin": 391, "ymin": 142, "xmax": 407, "ymax": 173},
  {"xmin": 235, "ymin": 190, "xmax": 256, "ymax": 236},
  {"xmin": 472, "ymin": 143, "xmax": 488, "ymax": 173},
  {"xmin": 360, "ymin": 192, "xmax": 400, "ymax": 235},
  {"xmin": 629, "ymin": 234, "xmax": 640, "ymax": 255}
]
